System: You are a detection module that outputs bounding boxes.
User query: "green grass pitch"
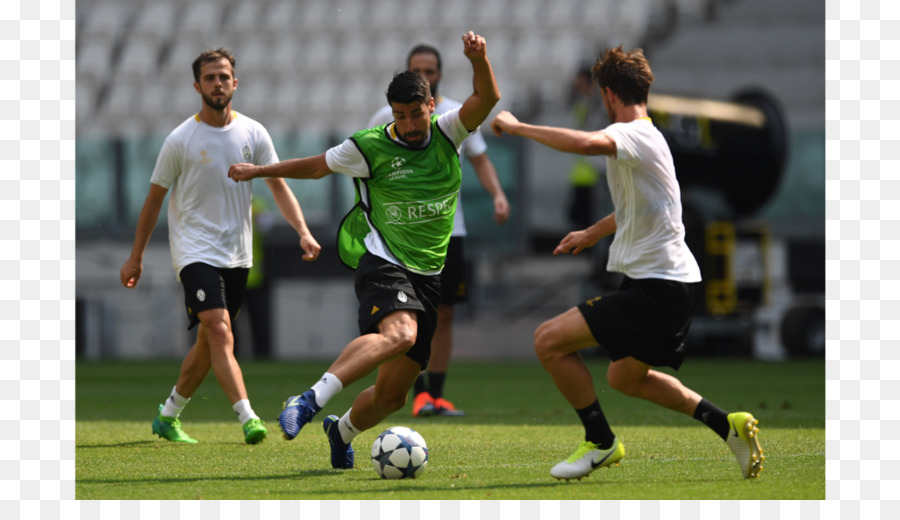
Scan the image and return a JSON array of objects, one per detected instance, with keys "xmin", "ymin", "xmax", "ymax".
[{"xmin": 76, "ymin": 358, "xmax": 824, "ymax": 500}]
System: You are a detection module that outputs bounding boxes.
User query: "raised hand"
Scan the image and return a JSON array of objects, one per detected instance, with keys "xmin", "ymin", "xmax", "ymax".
[{"xmin": 462, "ymin": 31, "xmax": 487, "ymax": 61}]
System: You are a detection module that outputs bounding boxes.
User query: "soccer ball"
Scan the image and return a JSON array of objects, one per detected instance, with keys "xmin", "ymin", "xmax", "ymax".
[{"xmin": 371, "ymin": 426, "xmax": 428, "ymax": 479}]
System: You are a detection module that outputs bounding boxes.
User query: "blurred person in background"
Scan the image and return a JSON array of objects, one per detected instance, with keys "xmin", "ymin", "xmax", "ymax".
[
  {"xmin": 490, "ymin": 46, "xmax": 763, "ymax": 481},
  {"xmin": 228, "ymin": 32, "xmax": 499, "ymax": 470},
  {"xmin": 566, "ymin": 66, "xmax": 605, "ymax": 230},
  {"xmin": 367, "ymin": 43, "xmax": 510, "ymax": 418},
  {"xmin": 120, "ymin": 48, "xmax": 322, "ymax": 445},
  {"xmin": 238, "ymin": 197, "xmax": 275, "ymax": 358}
]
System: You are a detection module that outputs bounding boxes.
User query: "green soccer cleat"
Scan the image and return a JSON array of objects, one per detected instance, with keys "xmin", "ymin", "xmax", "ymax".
[
  {"xmin": 726, "ymin": 411, "xmax": 764, "ymax": 479},
  {"xmin": 243, "ymin": 418, "xmax": 268, "ymax": 445},
  {"xmin": 550, "ymin": 437, "xmax": 625, "ymax": 481},
  {"xmin": 152, "ymin": 404, "xmax": 198, "ymax": 444}
]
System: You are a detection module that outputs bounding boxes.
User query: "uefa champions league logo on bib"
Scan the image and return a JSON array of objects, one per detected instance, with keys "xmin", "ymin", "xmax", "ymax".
[{"xmin": 391, "ymin": 157, "xmax": 406, "ymax": 169}]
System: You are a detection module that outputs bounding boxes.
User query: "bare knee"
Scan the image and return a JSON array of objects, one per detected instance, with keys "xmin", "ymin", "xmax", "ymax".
[
  {"xmin": 534, "ymin": 320, "xmax": 562, "ymax": 364},
  {"xmin": 198, "ymin": 315, "xmax": 232, "ymax": 350}
]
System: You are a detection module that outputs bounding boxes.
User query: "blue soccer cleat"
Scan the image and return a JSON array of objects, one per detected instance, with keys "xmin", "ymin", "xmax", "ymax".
[
  {"xmin": 323, "ymin": 414, "xmax": 355, "ymax": 469},
  {"xmin": 278, "ymin": 390, "xmax": 321, "ymax": 440}
]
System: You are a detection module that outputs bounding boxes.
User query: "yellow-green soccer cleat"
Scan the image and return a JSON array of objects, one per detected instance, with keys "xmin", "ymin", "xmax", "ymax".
[
  {"xmin": 243, "ymin": 418, "xmax": 268, "ymax": 445},
  {"xmin": 726, "ymin": 412, "xmax": 764, "ymax": 479},
  {"xmin": 151, "ymin": 404, "xmax": 198, "ymax": 444},
  {"xmin": 550, "ymin": 437, "xmax": 625, "ymax": 481}
]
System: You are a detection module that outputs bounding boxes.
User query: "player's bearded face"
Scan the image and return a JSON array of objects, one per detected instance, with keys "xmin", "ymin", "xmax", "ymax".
[
  {"xmin": 202, "ymin": 89, "xmax": 233, "ymax": 110},
  {"xmin": 195, "ymin": 58, "xmax": 237, "ymax": 112},
  {"xmin": 391, "ymin": 100, "xmax": 434, "ymax": 147}
]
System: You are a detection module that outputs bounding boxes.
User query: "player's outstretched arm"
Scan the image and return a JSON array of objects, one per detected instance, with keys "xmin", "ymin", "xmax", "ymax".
[
  {"xmin": 458, "ymin": 31, "xmax": 501, "ymax": 132},
  {"xmin": 553, "ymin": 213, "xmax": 617, "ymax": 256},
  {"xmin": 265, "ymin": 178, "xmax": 322, "ymax": 262},
  {"xmin": 120, "ymin": 183, "xmax": 168, "ymax": 288},
  {"xmin": 229, "ymin": 153, "xmax": 333, "ymax": 182},
  {"xmin": 491, "ymin": 110, "xmax": 617, "ymax": 157}
]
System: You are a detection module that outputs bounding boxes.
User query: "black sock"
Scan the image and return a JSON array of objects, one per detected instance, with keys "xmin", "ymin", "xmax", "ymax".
[
  {"xmin": 576, "ymin": 399, "xmax": 616, "ymax": 449},
  {"xmin": 428, "ymin": 371, "xmax": 446, "ymax": 399},
  {"xmin": 413, "ymin": 373, "xmax": 428, "ymax": 395},
  {"xmin": 693, "ymin": 398, "xmax": 730, "ymax": 441}
]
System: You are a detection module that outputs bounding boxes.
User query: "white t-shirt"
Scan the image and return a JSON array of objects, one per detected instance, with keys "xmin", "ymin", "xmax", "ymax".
[
  {"xmin": 367, "ymin": 96, "xmax": 487, "ymax": 237},
  {"xmin": 150, "ymin": 112, "xmax": 279, "ymax": 278},
  {"xmin": 602, "ymin": 119, "xmax": 702, "ymax": 282},
  {"xmin": 327, "ymin": 108, "xmax": 473, "ymax": 272}
]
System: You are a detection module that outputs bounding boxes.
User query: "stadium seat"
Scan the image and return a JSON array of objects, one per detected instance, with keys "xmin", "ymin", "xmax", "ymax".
[
  {"xmin": 75, "ymin": 0, "xmax": 664, "ymax": 136},
  {"xmin": 234, "ymin": 79, "xmax": 272, "ymax": 120},
  {"xmin": 543, "ymin": 0, "xmax": 579, "ymax": 30},
  {"xmin": 75, "ymin": 77, "xmax": 97, "ymax": 128},
  {"xmin": 77, "ymin": 40, "xmax": 114, "ymax": 85},
  {"xmin": 223, "ymin": 0, "xmax": 263, "ymax": 40},
  {"xmin": 112, "ymin": 38, "xmax": 161, "ymax": 81},
  {"xmin": 295, "ymin": 0, "xmax": 335, "ymax": 31},
  {"xmin": 179, "ymin": 1, "xmax": 224, "ymax": 40},
  {"xmin": 130, "ymin": 2, "xmax": 180, "ymax": 42},
  {"xmin": 508, "ymin": 0, "xmax": 544, "ymax": 31},
  {"xmin": 158, "ymin": 35, "xmax": 208, "ymax": 82}
]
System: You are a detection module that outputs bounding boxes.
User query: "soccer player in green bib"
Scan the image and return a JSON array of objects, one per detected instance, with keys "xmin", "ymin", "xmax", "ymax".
[{"xmin": 228, "ymin": 31, "xmax": 500, "ymax": 469}]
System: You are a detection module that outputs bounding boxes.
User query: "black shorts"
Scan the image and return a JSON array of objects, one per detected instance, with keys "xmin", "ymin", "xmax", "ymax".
[
  {"xmin": 355, "ymin": 252, "xmax": 441, "ymax": 369},
  {"xmin": 439, "ymin": 236, "xmax": 468, "ymax": 305},
  {"xmin": 577, "ymin": 276, "xmax": 699, "ymax": 370},
  {"xmin": 179, "ymin": 262, "xmax": 249, "ymax": 330}
]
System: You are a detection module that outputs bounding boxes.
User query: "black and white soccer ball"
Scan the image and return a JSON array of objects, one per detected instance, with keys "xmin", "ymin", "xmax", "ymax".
[{"xmin": 371, "ymin": 426, "xmax": 429, "ymax": 479}]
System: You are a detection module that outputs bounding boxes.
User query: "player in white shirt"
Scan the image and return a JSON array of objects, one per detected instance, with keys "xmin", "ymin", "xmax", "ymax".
[
  {"xmin": 120, "ymin": 48, "xmax": 321, "ymax": 445},
  {"xmin": 490, "ymin": 46, "xmax": 763, "ymax": 481},
  {"xmin": 368, "ymin": 44, "xmax": 510, "ymax": 418}
]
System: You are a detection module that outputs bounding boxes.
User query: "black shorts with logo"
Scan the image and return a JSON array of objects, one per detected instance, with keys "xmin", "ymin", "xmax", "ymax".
[
  {"xmin": 355, "ymin": 252, "xmax": 441, "ymax": 369},
  {"xmin": 577, "ymin": 276, "xmax": 699, "ymax": 370},
  {"xmin": 179, "ymin": 262, "xmax": 249, "ymax": 330},
  {"xmin": 439, "ymin": 236, "xmax": 468, "ymax": 305}
]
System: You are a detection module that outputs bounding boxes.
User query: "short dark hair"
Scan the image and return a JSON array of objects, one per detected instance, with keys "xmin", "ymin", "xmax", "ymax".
[
  {"xmin": 192, "ymin": 48, "xmax": 235, "ymax": 82},
  {"xmin": 406, "ymin": 44, "xmax": 442, "ymax": 71},
  {"xmin": 592, "ymin": 46, "xmax": 654, "ymax": 106},
  {"xmin": 386, "ymin": 70, "xmax": 431, "ymax": 106}
]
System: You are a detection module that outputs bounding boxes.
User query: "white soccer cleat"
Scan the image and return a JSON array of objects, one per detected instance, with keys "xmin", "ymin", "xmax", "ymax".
[
  {"xmin": 550, "ymin": 437, "xmax": 625, "ymax": 481},
  {"xmin": 726, "ymin": 412, "xmax": 764, "ymax": 479}
]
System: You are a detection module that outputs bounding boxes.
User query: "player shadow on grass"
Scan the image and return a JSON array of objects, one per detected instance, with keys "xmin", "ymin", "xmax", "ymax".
[
  {"xmin": 76, "ymin": 439, "xmax": 290, "ymax": 448},
  {"xmin": 76, "ymin": 440, "xmax": 166, "ymax": 449},
  {"xmin": 78, "ymin": 471, "xmax": 339, "ymax": 487},
  {"xmin": 313, "ymin": 478, "xmax": 567, "ymax": 493}
]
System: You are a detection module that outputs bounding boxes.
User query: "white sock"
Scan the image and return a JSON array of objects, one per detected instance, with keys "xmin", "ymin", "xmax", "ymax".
[
  {"xmin": 311, "ymin": 372, "xmax": 344, "ymax": 409},
  {"xmin": 232, "ymin": 399, "xmax": 259, "ymax": 425},
  {"xmin": 337, "ymin": 409, "xmax": 363, "ymax": 444},
  {"xmin": 160, "ymin": 386, "xmax": 190, "ymax": 418}
]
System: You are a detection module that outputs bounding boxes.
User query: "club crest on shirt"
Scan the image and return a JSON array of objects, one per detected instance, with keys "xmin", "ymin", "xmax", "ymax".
[{"xmin": 242, "ymin": 145, "xmax": 252, "ymax": 162}]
